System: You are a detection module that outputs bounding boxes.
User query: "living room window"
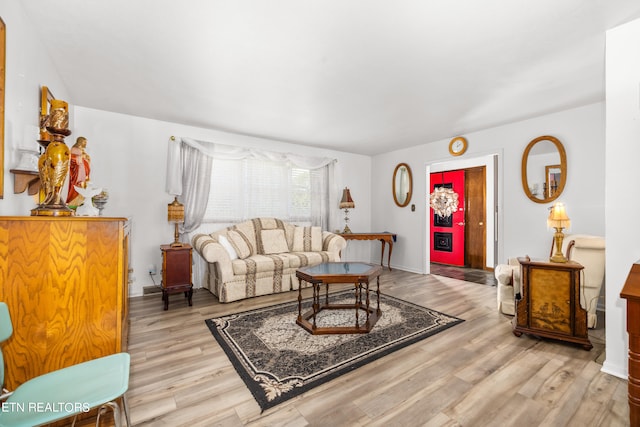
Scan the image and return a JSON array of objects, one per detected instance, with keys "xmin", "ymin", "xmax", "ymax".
[
  {"xmin": 202, "ymin": 158, "xmax": 318, "ymax": 224},
  {"xmin": 166, "ymin": 137, "xmax": 336, "ymax": 234}
]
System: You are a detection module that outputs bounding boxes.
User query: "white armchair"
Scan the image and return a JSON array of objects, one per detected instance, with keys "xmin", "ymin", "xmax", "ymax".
[
  {"xmin": 563, "ymin": 235, "xmax": 605, "ymax": 328},
  {"xmin": 495, "ymin": 258, "xmax": 520, "ymax": 316},
  {"xmin": 494, "ymin": 234, "xmax": 605, "ymax": 328}
]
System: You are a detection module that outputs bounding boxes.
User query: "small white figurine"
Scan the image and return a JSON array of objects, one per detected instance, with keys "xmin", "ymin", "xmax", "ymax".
[{"xmin": 74, "ymin": 185, "xmax": 102, "ymax": 216}]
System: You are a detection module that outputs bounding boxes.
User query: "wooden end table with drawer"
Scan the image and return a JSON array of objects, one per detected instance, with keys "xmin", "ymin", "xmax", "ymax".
[
  {"xmin": 160, "ymin": 243, "xmax": 193, "ymax": 310},
  {"xmin": 513, "ymin": 256, "xmax": 590, "ymax": 350}
]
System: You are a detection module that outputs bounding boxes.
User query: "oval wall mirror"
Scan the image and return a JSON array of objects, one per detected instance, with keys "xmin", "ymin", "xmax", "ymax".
[
  {"xmin": 521, "ymin": 135, "xmax": 567, "ymax": 203},
  {"xmin": 392, "ymin": 163, "xmax": 413, "ymax": 207}
]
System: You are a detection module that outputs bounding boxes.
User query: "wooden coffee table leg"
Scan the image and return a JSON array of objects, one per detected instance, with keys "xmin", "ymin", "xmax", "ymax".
[
  {"xmin": 312, "ymin": 283, "xmax": 319, "ymax": 330},
  {"xmin": 297, "ymin": 278, "xmax": 303, "ymax": 322},
  {"xmin": 354, "ymin": 281, "xmax": 360, "ymax": 328},
  {"xmin": 324, "ymin": 281, "xmax": 329, "ymax": 306},
  {"xmin": 365, "ymin": 280, "xmax": 371, "ymax": 324},
  {"xmin": 376, "ymin": 275, "xmax": 381, "ymax": 315}
]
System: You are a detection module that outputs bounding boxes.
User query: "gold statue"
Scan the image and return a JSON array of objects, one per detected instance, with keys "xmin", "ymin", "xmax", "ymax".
[
  {"xmin": 31, "ymin": 99, "xmax": 74, "ymax": 216},
  {"xmin": 37, "ymin": 140, "xmax": 69, "ymax": 206}
]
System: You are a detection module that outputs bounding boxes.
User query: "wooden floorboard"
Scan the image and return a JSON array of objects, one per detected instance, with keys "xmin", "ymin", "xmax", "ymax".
[{"xmin": 68, "ymin": 269, "xmax": 627, "ymax": 426}]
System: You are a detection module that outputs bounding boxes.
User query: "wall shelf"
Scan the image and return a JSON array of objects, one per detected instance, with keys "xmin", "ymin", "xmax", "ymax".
[{"xmin": 9, "ymin": 169, "xmax": 40, "ymax": 195}]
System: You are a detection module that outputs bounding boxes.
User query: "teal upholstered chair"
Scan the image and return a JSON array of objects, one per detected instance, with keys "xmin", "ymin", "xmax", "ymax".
[{"xmin": 0, "ymin": 302, "xmax": 131, "ymax": 427}]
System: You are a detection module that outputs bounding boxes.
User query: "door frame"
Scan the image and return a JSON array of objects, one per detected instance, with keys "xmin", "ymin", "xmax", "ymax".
[{"xmin": 424, "ymin": 152, "xmax": 501, "ymax": 274}]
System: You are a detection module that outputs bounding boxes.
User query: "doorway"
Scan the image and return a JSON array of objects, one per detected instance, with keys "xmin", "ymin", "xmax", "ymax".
[
  {"xmin": 430, "ymin": 170, "xmax": 465, "ymax": 266},
  {"xmin": 429, "ymin": 165, "xmax": 488, "ymax": 269}
]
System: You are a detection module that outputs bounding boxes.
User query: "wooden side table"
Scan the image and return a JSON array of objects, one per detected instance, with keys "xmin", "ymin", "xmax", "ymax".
[
  {"xmin": 513, "ymin": 256, "xmax": 591, "ymax": 350},
  {"xmin": 160, "ymin": 243, "xmax": 193, "ymax": 310}
]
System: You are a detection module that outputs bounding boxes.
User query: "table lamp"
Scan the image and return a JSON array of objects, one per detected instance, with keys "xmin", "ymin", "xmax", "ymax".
[
  {"xmin": 339, "ymin": 187, "xmax": 355, "ymax": 233},
  {"xmin": 167, "ymin": 196, "xmax": 185, "ymax": 247},
  {"xmin": 548, "ymin": 201, "xmax": 570, "ymax": 263}
]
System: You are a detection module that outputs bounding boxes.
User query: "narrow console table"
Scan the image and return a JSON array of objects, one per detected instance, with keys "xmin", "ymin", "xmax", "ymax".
[
  {"xmin": 513, "ymin": 256, "xmax": 591, "ymax": 350},
  {"xmin": 340, "ymin": 232, "xmax": 397, "ymax": 270}
]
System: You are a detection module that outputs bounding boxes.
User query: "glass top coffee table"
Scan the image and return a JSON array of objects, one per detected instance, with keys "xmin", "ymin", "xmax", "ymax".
[{"xmin": 295, "ymin": 262, "xmax": 382, "ymax": 334}]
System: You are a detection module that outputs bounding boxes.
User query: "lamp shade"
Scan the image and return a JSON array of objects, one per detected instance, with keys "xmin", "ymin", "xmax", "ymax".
[
  {"xmin": 547, "ymin": 202, "xmax": 571, "ymax": 229},
  {"xmin": 339, "ymin": 187, "xmax": 355, "ymax": 209},
  {"xmin": 168, "ymin": 196, "xmax": 185, "ymax": 223}
]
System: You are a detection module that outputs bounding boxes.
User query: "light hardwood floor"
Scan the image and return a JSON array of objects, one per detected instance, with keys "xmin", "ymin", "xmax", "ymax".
[{"xmin": 97, "ymin": 269, "xmax": 629, "ymax": 426}]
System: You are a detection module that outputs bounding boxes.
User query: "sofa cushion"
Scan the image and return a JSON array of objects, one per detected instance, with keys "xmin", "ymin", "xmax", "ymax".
[
  {"xmin": 280, "ymin": 251, "xmax": 333, "ymax": 268},
  {"xmin": 233, "ymin": 222, "xmax": 258, "ymax": 255},
  {"xmin": 261, "ymin": 229, "xmax": 289, "ymax": 254},
  {"xmin": 293, "ymin": 226, "xmax": 322, "ymax": 252},
  {"xmin": 232, "ymin": 254, "xmax": 291, "ymax": 275},
  {"xmin": 227, "ymin": 230, "xmax": 252, "ymax": 259},
  {"xmin": 218, "ymin": 235, "xmax": 238, "ymax": 260}
]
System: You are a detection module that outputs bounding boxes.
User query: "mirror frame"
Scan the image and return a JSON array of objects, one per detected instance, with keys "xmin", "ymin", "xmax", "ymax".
[
  {"xmin": 521, "ymin": 135, "xmax": 567, "ymax": 204},
  {"xmin": 392, "ymin": 163, "xmax": 413, "ymax": 207}
]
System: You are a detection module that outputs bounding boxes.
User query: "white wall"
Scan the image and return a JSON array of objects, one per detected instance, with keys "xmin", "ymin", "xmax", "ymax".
[
  {"xmin": 372, "ymin": 102, "xmax": 605, "ymax": 273},
  {"xmin": 603, "ymin": 17, "xmax": 640, "ymax": 379},
  {"xmin": 1, "ymin": 0, "xmax": 372, "ymax": 298},
  {"xmin": 0, "ymin": 0, "xmax": 70, "ymax": 214},
  {"xmin": 71, "ymin": 107, "xmax": 372, "ymax": 296}
]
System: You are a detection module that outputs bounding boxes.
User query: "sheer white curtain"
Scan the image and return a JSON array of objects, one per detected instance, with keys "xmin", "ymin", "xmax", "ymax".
[
  {"xmin": 166, "ymin": 138, "xmax": 213, "ymax": 240},
  {"xmin": 167, "ymin": 137, "xmax": 337, "ymax": 229},
  {"xmin": 310, "ymin": 161, "xmax": 334, "ymax": 230},
  {"xmin": 180, "ymin": 144, "xmax": 213, "ymax": 234}
]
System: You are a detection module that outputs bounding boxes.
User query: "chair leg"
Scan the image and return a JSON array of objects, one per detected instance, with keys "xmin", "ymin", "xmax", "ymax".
[
  {"xmin": 96, "ymin": 401, "xmax": 121, "ymax": 427},
  {"xmin": 122, "ymin": 394, "xmax": 132, "ymax": 427}
]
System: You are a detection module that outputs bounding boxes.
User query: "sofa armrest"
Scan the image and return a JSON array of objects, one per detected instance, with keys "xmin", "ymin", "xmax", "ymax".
[
  {"xmin": 322, "ymin": 231, "xmax": 347, "ymax": 255},
  {"xmin": 192, "ymin": 234, "xmax": 234, "ymax": 281}
]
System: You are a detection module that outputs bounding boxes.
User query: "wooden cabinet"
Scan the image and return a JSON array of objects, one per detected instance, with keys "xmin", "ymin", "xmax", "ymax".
[
  {"xmin": 0, "ymin": 216, "xmax": 130, "ymax": 389},
  {"xmin": 160, "ymin": 244, "xmax": 193, "ymax": 310},
  {"xmin": 620, "ymin": 261, "xmax": 640, "ymax": 425},
  {"xmin": 513, "ymin": 257, "xmax": 591, "ymax": 350}
]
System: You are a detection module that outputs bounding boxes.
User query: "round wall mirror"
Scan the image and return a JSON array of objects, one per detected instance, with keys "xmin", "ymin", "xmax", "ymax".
[
  {"xmin": 392, "ymin": 163, "xmax": 413, "ymax": 207},
  {"xmin": 521, "ymin": 135, "xmax": 567, "ymax": 203}
]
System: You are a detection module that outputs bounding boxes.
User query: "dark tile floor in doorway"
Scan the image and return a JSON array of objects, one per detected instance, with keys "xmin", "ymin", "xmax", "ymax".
[{"xmin": 430, "ymin": 263, "xmax": 497, "ymax": 286}]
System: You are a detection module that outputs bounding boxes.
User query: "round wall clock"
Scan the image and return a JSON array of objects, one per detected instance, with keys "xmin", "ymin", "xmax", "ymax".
[{"xmin": 449, "ymin": 136, "xmax": 468, "ymax": 156}]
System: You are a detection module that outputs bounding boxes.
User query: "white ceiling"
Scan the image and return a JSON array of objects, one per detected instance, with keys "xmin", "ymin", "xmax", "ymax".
[{"xmin": 19, "ymin": 1, "xmax": 640, "ymax": 155}]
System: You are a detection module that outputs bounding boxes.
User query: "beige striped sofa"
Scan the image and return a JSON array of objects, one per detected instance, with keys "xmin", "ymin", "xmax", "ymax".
[{"xmin": 192, "ymin": 218, "xmax": 347, "ymax": 303}]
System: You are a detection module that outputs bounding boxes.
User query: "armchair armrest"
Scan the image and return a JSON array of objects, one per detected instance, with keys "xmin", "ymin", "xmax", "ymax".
[
  {"xmin": 192, "ymin": 234, "xmax": 234, "ymax": 282},
  {"xmin": 495, "ymin": 257, "xmax": 523, "ymax": 298}
]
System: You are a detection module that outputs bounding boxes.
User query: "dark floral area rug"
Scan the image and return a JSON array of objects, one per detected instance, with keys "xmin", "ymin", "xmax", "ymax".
[{"xmin": 205, "ymin": 290, "xmax": 464, "ymax": 412}]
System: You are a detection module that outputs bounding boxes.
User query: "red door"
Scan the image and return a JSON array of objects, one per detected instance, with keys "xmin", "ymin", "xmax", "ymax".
[{"xmin": 430, "ymin": 170, "xmax": 465, "ymax": 266}]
